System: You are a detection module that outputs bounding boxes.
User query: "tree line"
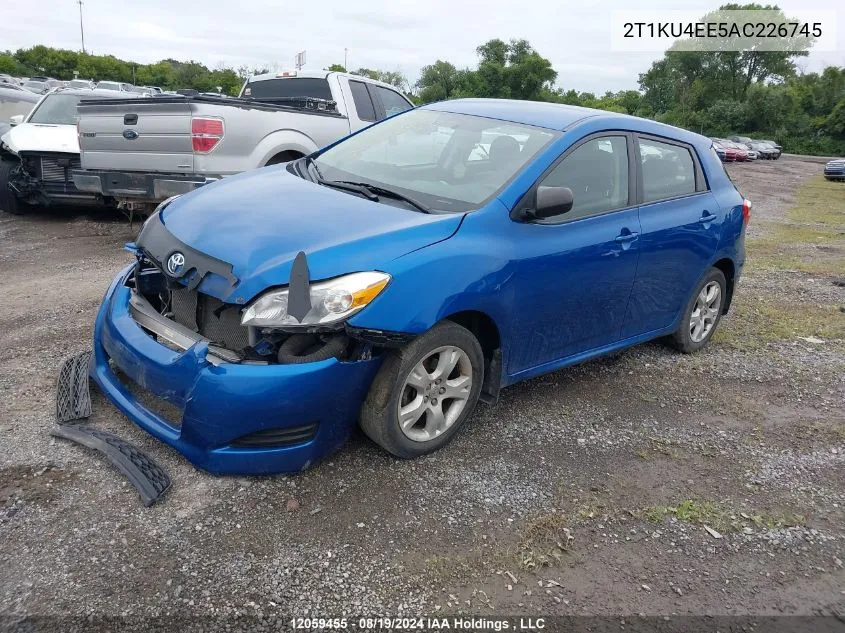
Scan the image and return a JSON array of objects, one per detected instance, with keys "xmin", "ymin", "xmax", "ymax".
[{"xmin": 2, "ymin": 3, "xmax": 842, "ymax": 155}]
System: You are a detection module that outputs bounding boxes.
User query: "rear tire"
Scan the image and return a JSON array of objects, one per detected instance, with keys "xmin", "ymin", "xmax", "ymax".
[
  {"xmin": 0, "ymin": 159, "xmax": 30, "ymax": 216},
  {"xmin": 360, "ymin": 321, "xmax": 484, "ymax": 459},
  {"xmin": 669, "ymin": 268, "xmax": 726, "ymax": 354}
]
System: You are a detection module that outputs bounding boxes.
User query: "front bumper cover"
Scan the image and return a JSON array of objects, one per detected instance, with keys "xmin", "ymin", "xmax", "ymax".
[{"xmin": 91, "ymin": 265, "xmax": 384, "ymax": 474}]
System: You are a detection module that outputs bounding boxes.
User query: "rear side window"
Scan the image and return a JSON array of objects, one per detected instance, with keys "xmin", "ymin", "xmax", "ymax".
[
  {"xmin": 243, "ymin": 78, "xmax": 333, "ymax": 101},
  {"xmin": 541, "ymin": 135, "xmax": 629, "ymax": 221},
  {"xmin": 373, "ymin": 86, "xmax": 411, "ymax": 117},
  {"xmin": 349, "ymin": 80, "xmax": 376, "ymax": 121},
  {"xmin": 639, "ymin": 138, "xmax": 696, "ymax": 203}
]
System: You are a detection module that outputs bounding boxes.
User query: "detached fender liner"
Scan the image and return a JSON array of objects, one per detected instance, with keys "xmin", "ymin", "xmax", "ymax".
[{"xmin": 51, "ymin": 425, "xmax": 172, "ymax": 507}]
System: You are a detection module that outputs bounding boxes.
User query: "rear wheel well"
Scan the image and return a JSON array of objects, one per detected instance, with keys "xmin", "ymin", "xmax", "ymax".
[
  {"xmin": 713, "ymin": 258, "xmax": 736, "ymax": 312},
  {"xmin": 264, "ymin": 150, "xmax": 304, "ymax": 166},
  {"xmin": 445, "ymin": 310, "xmax": 502, "ymax": 405}
]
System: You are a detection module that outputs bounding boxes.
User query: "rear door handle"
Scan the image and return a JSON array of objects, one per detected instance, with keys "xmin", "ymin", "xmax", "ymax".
[
  {"xmin": 615, "ymin": 232, "xmax": 639, "ymax": 243},
  {"xmin": 698, "ymin": 211, "xmax": 717, "ymax": 223}
]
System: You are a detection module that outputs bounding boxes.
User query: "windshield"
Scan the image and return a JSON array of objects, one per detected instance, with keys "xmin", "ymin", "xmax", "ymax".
[
  {"xmin": 28, "ymin": 94, "xmax": 84, "ymax": 125},
  {"xmin": 313, "ymin": 109, "xmax": 557, "ymax": 212},
  {"xmin": 67, "ymin": 80, "xmax": 90, "ymax": 88},
  {"xmin": 97, "ymin": 82, "xmax": 120, "ymax": 91}
]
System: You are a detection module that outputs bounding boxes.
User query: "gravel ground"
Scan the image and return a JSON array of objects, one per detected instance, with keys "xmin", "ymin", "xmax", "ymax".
[{"xmin": 0, "ymin": 156, "xmax": 843, "ymax": 628}]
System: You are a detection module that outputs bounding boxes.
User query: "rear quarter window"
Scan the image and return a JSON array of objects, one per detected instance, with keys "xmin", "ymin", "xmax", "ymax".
[{"xmin": 349, "ymin": 80, "xmax": 377, "ymax": 122}]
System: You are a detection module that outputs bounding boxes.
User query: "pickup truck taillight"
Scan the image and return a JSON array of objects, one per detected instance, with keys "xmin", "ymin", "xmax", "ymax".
[{"xmin": 191, "ymin": 117, "xmax": 224, "ymax": 153}]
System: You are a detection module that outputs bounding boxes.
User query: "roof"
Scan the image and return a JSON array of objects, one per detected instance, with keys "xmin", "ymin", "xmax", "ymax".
[
  {"xmin": 423, "ymin": 98, "xmax": 611, "ymax": 131},
  {"xmin": 422, "ymin": 98, "xmax": 710, "ymax": 147}
]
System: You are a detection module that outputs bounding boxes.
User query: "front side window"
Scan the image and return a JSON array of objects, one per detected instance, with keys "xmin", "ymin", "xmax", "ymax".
[
  {"xmin": 638, "ymin": 138, "xmax": 696, "ymax": 203},
  {"xmin": 373, "ymin": 86, "xmax": 412, "ymax": 117},
  {"xmin": 314, "ymin": 109, "xmax": 557, "ymax": 212},
  {"xmin": 27, "ymin": 94, "xmax": 83, "ymax": 125},
  {"xmin": 540, "ymin": 136, "xmax": 629, "ymax": 220}
]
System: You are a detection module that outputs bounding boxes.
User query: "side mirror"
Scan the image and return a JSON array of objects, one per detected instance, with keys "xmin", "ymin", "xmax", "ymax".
[
  {"xmin": 9, "ymin": 114, "xmax": 23, "ymax": 126},
  {"xmin": 533, "ymin": 185, "xmax": 574, "ymax": 219}
]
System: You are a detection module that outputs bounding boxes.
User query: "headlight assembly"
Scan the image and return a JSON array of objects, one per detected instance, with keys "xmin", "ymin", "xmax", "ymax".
[{"xmin": 240, "ymin": 272, "xmax": 391, "ymax": 328}]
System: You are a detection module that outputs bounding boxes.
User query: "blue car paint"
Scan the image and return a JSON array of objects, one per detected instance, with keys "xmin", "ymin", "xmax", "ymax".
[
  {"xmin": 92, "ymin": 99, "xmax": 746, "ymax": 474},
  {"xmin": 91, "ymin": 267, "xmax": 384, "ymax": 474}
]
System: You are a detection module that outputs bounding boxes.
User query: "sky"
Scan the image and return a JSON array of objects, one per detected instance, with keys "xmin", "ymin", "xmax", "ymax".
[{"xmin": 2, "ymin": 0, "xmax": 843, "ymax": 94}]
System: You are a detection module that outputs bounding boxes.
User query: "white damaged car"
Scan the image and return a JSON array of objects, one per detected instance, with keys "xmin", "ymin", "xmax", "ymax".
[{"xmin": 0, "ymin": 88, "xmax": 122, "ymax": 214}]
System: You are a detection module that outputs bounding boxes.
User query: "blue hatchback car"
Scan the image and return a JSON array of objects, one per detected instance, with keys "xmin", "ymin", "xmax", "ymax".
[{"xmin": 90, "ymin": 99, "xmax": 749, "ymax": 474}]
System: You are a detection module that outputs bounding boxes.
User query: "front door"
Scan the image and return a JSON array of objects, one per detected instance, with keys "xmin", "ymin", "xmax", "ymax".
[{"xmin": 507, "ymin": 134, "xmax": 641, "ymax": 376}]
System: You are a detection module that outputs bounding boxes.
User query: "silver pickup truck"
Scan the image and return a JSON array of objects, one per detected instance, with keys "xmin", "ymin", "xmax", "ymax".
[{"xmin": 72, "ymin": 70, "xmax": 413, "ymax": 212}]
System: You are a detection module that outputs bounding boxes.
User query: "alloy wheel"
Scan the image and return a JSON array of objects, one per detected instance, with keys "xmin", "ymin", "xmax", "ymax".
[{"xmin": 397, "ymin": 345, "xmax": 473, "ymax": 442}]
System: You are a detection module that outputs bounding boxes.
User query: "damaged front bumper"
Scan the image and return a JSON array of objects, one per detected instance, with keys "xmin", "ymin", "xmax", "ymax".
[{"xmin": 91, "ymin": 265, "xmax": 384, "ymax": 475}]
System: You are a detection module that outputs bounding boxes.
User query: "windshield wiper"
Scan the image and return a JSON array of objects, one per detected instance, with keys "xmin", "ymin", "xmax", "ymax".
[{"xmin": 331, "ymin": 181, "xmax": 430, "ymax": 213}]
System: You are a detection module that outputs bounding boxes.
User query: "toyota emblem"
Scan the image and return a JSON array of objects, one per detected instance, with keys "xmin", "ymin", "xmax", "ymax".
[{"xmin": 166, "ymin": 252, "xmax": 185, "ymax": 276}]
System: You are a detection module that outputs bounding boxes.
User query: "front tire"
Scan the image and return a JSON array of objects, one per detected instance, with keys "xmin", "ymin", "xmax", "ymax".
[
  {"xmin": 0, "ymin": 159, "xmax": 30, "ymax": 216},
  {"xmin": 360, "ymin": 321, "xmax": 484, "ymax": 458},
  {"xmin": 669, "ymin": 268, "xmax": 726, "ymax": 353}
]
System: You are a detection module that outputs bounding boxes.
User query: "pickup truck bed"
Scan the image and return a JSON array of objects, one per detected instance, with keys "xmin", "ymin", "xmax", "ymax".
[{"xmin": 72, "ymin": 71, "xmax": 414, "ymax": 212}]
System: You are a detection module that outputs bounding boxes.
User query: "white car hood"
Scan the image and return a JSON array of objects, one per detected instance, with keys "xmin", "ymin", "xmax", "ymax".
[{"xmin": 0, "ymin": 123, "xmax": 79, "ymax": 155}]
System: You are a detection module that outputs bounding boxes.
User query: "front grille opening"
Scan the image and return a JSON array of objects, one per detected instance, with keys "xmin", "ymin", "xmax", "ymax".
[
  {"xmin": 231, "ymin": 423, "xmax": 319, "ymax": 448},
  {"xmin": 169, "ymin": 286, "xmax": 250, "ymax": 350}
]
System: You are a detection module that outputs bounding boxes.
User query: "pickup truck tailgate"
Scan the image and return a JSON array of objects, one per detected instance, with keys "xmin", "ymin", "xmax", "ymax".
[{"xmin": 77, "ymin": 99, "xmax": 194, "ymax": 173}]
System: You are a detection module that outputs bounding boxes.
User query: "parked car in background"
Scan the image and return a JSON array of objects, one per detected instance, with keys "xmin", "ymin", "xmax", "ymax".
[
  {"xmin": 96, "ymin": 81, "xmax": 134, "ymax": 93},
  {"xmin": 729, "ymin": 135, "xmax": 753, "ymax": 147},
  {"xmin": 140, "ymin": 86, "xmax": 163, "ymax": 94},
  {"xmin": 759, "ymin": 140, "xmax": 781, "ymax": 159},
  {"xmin": 718, "ymin": 140, "xmax": 747, "ymax": 161},
  {"xmin": 711, "ymin": 139, "xmax": 731, "ymax": 161},
  {"xmin": 67, "ymin": 79, "xmax": 96, "ymax": 89},
  {"xmin": 0, "ymin": 89, "xmax": 124, "ymax": 214},
  {"xmin": 88, "ymin": 99, "xmax": 749, "ymax": 474},
  {"xmin": 22, "ymin": 80, "xmax": 50, "ymax": 94},
  {"xmin": 72, "ymin": 70, "xmax": 414, "ymax": 213},
  {"xmin": 0, "ymin": 84, "xmax": 40, "ymax": 137},
  {"xmin": 749, "ymin": 141, "xmax": 777, "ymax": 159},
  {"xmin": 824, "ymin": 158, "xmax": 845, "ymax": 181},
  {"xmin": 0, "ymin": 74, "xmax": 20, "ymax": 86}
]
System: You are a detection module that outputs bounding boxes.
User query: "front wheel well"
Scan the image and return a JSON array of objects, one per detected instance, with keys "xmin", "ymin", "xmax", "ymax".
[
  {"xmin": 712, "ymin": 258, "xmax": 736, "ymax": 312},
  {"xmin": 264, "ymin": 150, "xmax": 304, "ymax": 166},
  {"xmin": 444, "ymin": 310, "xmax": 502, "ymax": 405}
]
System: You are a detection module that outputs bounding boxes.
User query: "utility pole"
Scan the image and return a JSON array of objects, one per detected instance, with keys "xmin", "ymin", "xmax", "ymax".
[
  {"xmin": 77, "ymin": 0, "xmax": 86, "ymax": 54},
  {"xmin": 344, "ymin": 48, "xmax": 348, "ymax": 72}
]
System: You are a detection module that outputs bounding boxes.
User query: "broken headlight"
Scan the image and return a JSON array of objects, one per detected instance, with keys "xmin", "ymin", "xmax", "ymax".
[{"xmin": 240, "ymin": 272, "xmax": 390, "ymax": 328}]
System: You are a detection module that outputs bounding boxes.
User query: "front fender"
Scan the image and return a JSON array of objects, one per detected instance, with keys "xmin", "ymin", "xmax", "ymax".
[
  {"xmin": 348, "ymin": 203, "xmax": 516, "ymax": 360},
  {"xmin": 251, "ymin": 130, "xmax": 321, "ymax": 167}
]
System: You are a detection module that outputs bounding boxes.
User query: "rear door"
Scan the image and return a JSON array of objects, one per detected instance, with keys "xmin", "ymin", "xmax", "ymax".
[
  {"xmin": 77, "ymin": 99, "xmax": 195, "ymax": 173},
  {"xmin": 620, "ymin": 135, "xmax": 721, "ymax": 338}
]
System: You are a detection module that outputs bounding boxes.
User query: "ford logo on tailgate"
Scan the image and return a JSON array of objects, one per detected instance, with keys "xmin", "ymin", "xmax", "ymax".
[{"xmin": 122, "ymin": 129, "xmax": 139, "ymax": 140}]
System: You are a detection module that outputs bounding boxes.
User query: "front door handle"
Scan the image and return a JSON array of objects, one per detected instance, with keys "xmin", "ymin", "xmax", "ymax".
[
  {"xmin": 615, "ymin": 231, "xmax": 639, "ymax": 243},
  {"xmin": 698, "ymin": 211, "xmax": 717, "ymax": 223}
]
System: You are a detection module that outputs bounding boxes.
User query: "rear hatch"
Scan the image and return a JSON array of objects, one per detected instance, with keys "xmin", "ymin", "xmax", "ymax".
[{"xmin": 77, "ymin": 98, "xmax": 194, "ymax": 173}]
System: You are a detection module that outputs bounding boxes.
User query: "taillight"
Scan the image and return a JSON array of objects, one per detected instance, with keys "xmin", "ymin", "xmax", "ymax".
[
  {"xmin": 191, "ymin": 117, "xmax": 224, "ymax": 153},
  {"xmin": 742, "ymin": 199, "xmax": 751, "ymax": 224}
]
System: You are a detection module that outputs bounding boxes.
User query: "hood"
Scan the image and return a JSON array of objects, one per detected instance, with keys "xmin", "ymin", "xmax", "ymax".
[
  {"xmin": 158, "ymin": 165, "xmax": 464, "ymax": 303},
  {"xmin": 0, "ymin": 122, "xmax": 79, "ymax": 155}
]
